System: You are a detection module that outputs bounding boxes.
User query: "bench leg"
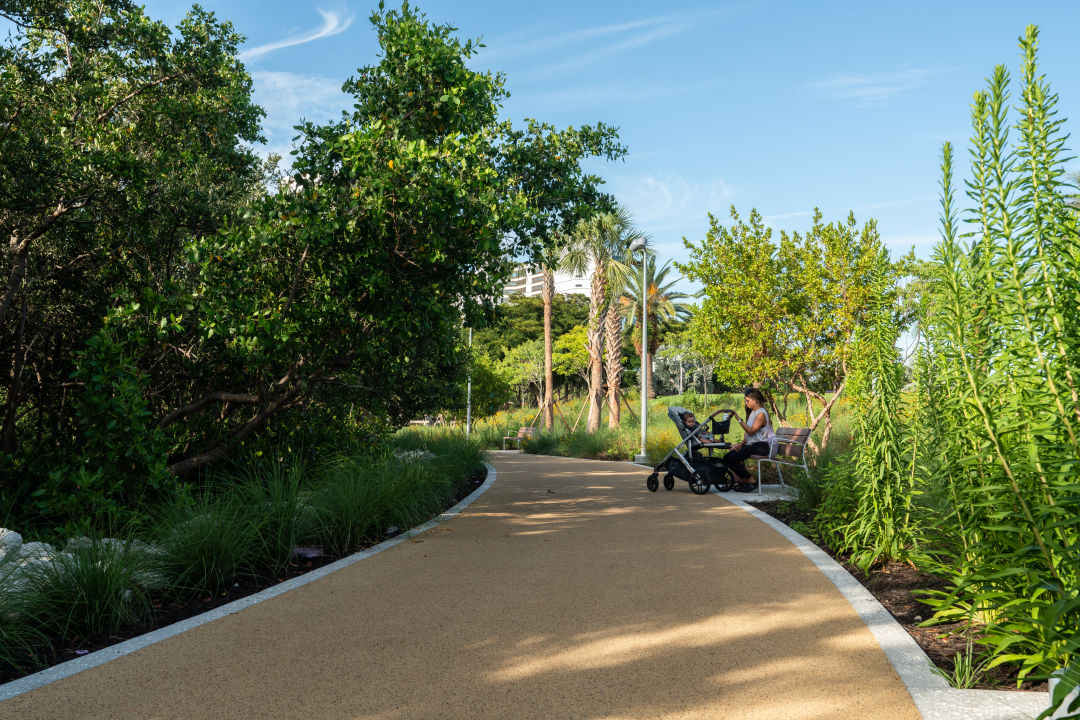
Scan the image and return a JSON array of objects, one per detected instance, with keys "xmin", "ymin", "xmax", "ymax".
[{"xmin": 758, "ymin": 460, "xmax": 763, "ymax": 495}]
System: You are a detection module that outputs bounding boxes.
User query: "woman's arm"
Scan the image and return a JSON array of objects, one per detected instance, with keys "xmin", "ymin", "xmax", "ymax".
[{"xmin": 733, "ymin": 411, "xmax": 766, "ymax": 437}]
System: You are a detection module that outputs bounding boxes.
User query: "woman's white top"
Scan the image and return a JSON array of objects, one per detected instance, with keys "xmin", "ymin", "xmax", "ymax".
[{"xmin": 745, "ymin": 408, "xmax": 775, "ymax": 447}]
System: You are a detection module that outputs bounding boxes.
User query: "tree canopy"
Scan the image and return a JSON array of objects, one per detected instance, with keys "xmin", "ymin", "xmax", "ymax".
[
  {"xmin": 0, "ymin": 1, "xmax": 624, "ymax": 526},
  {"xmin": 679, "ymin": 205, "xmax": 898, "ymax": 446}
]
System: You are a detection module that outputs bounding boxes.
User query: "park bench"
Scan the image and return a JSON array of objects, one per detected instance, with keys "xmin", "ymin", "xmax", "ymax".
[
  {"xmin": 502, "ymin": 426, "xmax": 539, "ymax": 450},
  {"xmin": 749, "ymin": 427, "xmax": 811, "ymax": 495}
]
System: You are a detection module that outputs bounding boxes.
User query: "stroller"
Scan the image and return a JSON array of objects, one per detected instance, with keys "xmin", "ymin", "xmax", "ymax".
[{"xmin": 646, "ymin": 406, "xmax": 737, "ymax": 494}]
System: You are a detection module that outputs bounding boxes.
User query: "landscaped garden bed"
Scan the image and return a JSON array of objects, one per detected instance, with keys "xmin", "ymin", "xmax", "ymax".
[
  {"xmin": 0, "ymin": 446, "xmax": 487, "ymax": 686},
  {"xmin": 755, "ymin": 500, "xmax": 1048, "ymax": 692}
]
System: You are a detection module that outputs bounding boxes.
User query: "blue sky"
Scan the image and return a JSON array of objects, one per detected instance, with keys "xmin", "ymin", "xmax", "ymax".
[{"xmin": 143, "ymin": 1, "xmax": 1080, "ymax": 276}]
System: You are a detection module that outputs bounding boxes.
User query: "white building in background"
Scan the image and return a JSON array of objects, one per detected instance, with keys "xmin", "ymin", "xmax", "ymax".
[{"xmin": 502, "ymin": 261, "xmax": 594, "ymax": 300}]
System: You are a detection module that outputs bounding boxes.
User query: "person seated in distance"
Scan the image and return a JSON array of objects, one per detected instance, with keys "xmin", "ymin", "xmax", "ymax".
[{"xmin": 721, "ymin": 387, "xmax": 775, "ymax": 491}]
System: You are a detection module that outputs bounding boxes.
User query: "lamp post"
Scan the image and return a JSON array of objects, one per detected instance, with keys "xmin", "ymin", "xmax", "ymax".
[
  {"xmin": 466, "ymin": 327, "xmax": 472, "ymax": 438},
  {"xmin": 628, "ymin": 237, "xmax": 648, "ymax": 463}
]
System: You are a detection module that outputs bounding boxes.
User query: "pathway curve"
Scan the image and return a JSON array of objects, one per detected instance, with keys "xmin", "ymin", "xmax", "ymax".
[{"xmin": 0, "ymin": 453, "xmax": 920, "ymax": 719}]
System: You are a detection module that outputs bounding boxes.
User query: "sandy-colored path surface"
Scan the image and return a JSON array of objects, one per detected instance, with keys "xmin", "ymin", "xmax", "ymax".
[{"xmin": 0, "ymin": 453, "xmax": 920, "ymax": 720}]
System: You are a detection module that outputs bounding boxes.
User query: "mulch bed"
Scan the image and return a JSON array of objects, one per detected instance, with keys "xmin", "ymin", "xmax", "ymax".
[
  {"xmin": 754, "ymin": 500, "xmax": 1047, "ymax": 692},
  {"xmin": 1, "ymin": 469, "xmax": 487, "ymax": 685}
]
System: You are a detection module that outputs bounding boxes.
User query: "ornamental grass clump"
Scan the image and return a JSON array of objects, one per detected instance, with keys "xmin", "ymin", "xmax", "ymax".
[
  {"xmin": 0, "ymin": 559, "xmax": 48, "ymax": 676},
  {"xmin": 153, "ymin": 490, "xmax": 257, "ymax": 597},
  {"xmin": 232, "ymin": 461, "xmax": 312, "ymax": 576},
  {"xmin": 18, "ymin": 539, "xmax": 155, "ymax": 644},
  {"xmin": 309, "ymin": 456, "xmax": 393, "ymax": 557}
]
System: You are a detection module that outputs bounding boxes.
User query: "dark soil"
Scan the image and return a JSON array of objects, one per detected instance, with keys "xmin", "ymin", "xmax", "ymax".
[
  {"xmin": 1, "ymin": 468, "xmax": 487, "ymax": 685},
  {"xmin": 754, "ymin": 500, "xmax": 1047, "ymax": 692}
]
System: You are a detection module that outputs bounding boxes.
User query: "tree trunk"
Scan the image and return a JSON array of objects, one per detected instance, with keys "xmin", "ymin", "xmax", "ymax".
[
  {"xmin": 1, "ymin": 300, "xmax": 27, "ymax": 453},
  {"xmin": 604, "ymin": 305, "xmax": 622, "ymax": 428},
  {"xmin": 790, "ymin": 374, "xmax": 846, "ymax": 455},
  {"xmin": 1, "ymin": 202, "xmax": 75, "ymax": 329},
  {"xmin": 542, "ymin": 267, "xmax": 554, "ymax": 430},
  {"xmin": 585, "ymin": 263, "xmax": 606, "ymax": 432}
]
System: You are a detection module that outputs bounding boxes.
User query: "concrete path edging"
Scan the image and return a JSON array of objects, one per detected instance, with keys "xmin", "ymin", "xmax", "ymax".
[
  {"xmin": 723, "ymin": 492, "xmax": 1052, "ymax": 720},
  {"xmin": 0, "ymin": 462, "xmax": 498, "ymax": 703}
]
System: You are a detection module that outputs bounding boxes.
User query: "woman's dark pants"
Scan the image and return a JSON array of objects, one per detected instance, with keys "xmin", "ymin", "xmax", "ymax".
[{"xmin": 723, "ymin": 442, "xmax": 770, "ymax": 480}]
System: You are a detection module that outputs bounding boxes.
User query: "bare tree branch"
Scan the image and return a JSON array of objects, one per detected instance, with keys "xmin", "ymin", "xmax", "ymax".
[{"xmin": 157, "ymin": 391, "xmax": 261, "ymax": 429}]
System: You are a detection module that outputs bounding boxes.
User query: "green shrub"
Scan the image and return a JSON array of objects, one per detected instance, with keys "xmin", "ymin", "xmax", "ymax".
[
  {"xmin": 677, "ymin": 389, "xmax": 703, "ymax": 412},
  {"xmin": 561, "ymin": 429, "xmax": 620, "ymax": 459},
  {"xmin": 414, "ymin": 436, "xmax": 487, "ymax": 480},
  {"xmin": 523, "ymin": 430, "xmax": 560, "ymax": 456},
  {"xmin": 34, "ymin": 332, "xmax": 175, "ymax": 529}
]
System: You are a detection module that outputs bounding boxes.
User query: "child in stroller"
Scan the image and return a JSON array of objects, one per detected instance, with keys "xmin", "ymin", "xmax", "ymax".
[{"xmin": 645, "ymin": 406, "xmax": 737, "ymax": 494}]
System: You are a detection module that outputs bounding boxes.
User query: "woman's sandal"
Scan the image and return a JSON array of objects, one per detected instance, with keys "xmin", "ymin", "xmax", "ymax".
[{"xmin": 733, "ymin": 482, "xmax": 759, "ymax": 492}]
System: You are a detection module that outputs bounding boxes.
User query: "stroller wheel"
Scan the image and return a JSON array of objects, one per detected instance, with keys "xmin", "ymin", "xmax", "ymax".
[
  {"xmin": 646, "ymin": 473, "xmax": 659, "ymax": 492},
  {"xmin": 662, "ymin": 473, "xmax": 675, "ymax": 491},
  {"xmin": 689, "ymin": 473, "xmax": 710, "ymax": 495},
  {"xmin": 713, "ymin": 468, "xmax": 735, "ymax": 492}
]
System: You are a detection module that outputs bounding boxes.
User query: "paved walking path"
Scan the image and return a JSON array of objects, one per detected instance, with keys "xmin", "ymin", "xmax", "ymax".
[{"xmin": 0, "ymin": 453, "xmax": 920, "ymax": 720}]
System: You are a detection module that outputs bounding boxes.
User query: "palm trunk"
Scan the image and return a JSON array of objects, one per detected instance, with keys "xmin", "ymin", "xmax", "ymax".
[
  {"xmin": 586, "ymin": 264, "xmax": 606, "ymax": 432},
  {"xmin": 604, "ymin": 306, "xmax": 622, "ymax": 428},
  {"xmin": 542, "ymin": 267, "xmax": 554, "ymax": 429}
]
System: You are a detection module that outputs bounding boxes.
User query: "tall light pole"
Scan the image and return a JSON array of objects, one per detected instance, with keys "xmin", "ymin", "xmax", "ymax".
[
  {"xmin": 466, "ymin": 327, "xmax": 473, "ymax": 438},
  {"xmin": 629, "ymin": 237, "xmax": 648, "ymax": 464}
]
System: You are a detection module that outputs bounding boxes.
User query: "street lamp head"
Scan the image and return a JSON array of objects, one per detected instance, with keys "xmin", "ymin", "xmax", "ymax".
[{"xmin": 628, "ymin": 237, "xmax": 647, "ymax": 254}]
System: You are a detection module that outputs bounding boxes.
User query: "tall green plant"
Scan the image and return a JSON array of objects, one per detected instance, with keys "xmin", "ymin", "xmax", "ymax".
[
  {"xmin": 919, "ymin": 26, "xmax": 1080, "ymax": 698},
  {"xmin": 821, "ymin": 250, "xmax": 917, "ymax": 571}
]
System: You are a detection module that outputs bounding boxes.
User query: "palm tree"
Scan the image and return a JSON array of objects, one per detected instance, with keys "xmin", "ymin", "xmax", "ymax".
[
  {"xmin": 602, "ymin": 227, "xmax": 642, "ymax": 428},
  {"xmin": 620, "ymin": 258, "xmax": 695, "ymax": 399},
  {"xmin": 541, "ymin": 261, "xmax": 556, "ymax": 430},
  {"xmin": 562, "ymin": 208, "xmax": 633, "ymax": 432}
]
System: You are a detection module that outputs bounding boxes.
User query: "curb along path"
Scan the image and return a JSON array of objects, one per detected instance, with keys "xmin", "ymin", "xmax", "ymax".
[{"xmin": 1, "ymin": 454, "xmax": 919, "ymax": 720}]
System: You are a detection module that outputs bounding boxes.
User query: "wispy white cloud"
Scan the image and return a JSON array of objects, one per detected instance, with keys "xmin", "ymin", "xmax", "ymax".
[
  {"xmin": 765, "ymin": 195, "xmax": 936, "ymax": 229},
  {"xmin": 763, "ymin": 209, "xmax": 813, "ymax": 223},
  {"xmin": 240, "ymin": 9, "xmax": 355, "ymax": 62},
  {"xmin": 483, "ymin": 15, "xmax": 677, "ymax": 61},
  {"xmin": 881, "ymin": 231, "xmax": 940, "ymax": 257},
  {"xmin": 484, "ymin": 6, "xmax": 738, "ymax": 79},
  {"xmin": 803, "ymin": 68, "xmax": 945, "ymax": 107},
  {"xmin": 533, "ymin": 24, "xmax": 687, "ymax": 78},
  {"xmin": 606, "ymin": 171, "xmax": 734, "ymax": 245},
  {"xmin": 250, "ymin": 71, "xmax": 349, "ymax": 161},
  {"xmin": 521, "ymin": 79, "xmax": 713, "ymax": 111}
]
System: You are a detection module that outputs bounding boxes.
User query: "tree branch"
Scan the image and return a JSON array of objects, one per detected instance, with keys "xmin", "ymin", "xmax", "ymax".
[
  {"xmin": 1, "ymin": 199, "xmax": 85, "ymax": 327},
  {"xmin": 157, "ymin": 391, "xmax": 261, "ymax": 429},
  {"xmin": 167, "ymin": 387, "xmax": 302, "ymax": 476},
  {"xmin": 96, "ymin": 72, "xmax": 182, "ymax": 124}
]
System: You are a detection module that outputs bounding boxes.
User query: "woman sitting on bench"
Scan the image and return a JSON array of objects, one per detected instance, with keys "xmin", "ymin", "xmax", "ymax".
[{"xmin": 722, "ymin": 387, "xmax": 775, "ymax": 492}]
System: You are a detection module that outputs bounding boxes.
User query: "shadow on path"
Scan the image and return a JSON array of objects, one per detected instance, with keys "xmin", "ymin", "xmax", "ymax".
[{"xmin": 0, "ymin": 454, "xmax": 920, "ymax": 720}]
